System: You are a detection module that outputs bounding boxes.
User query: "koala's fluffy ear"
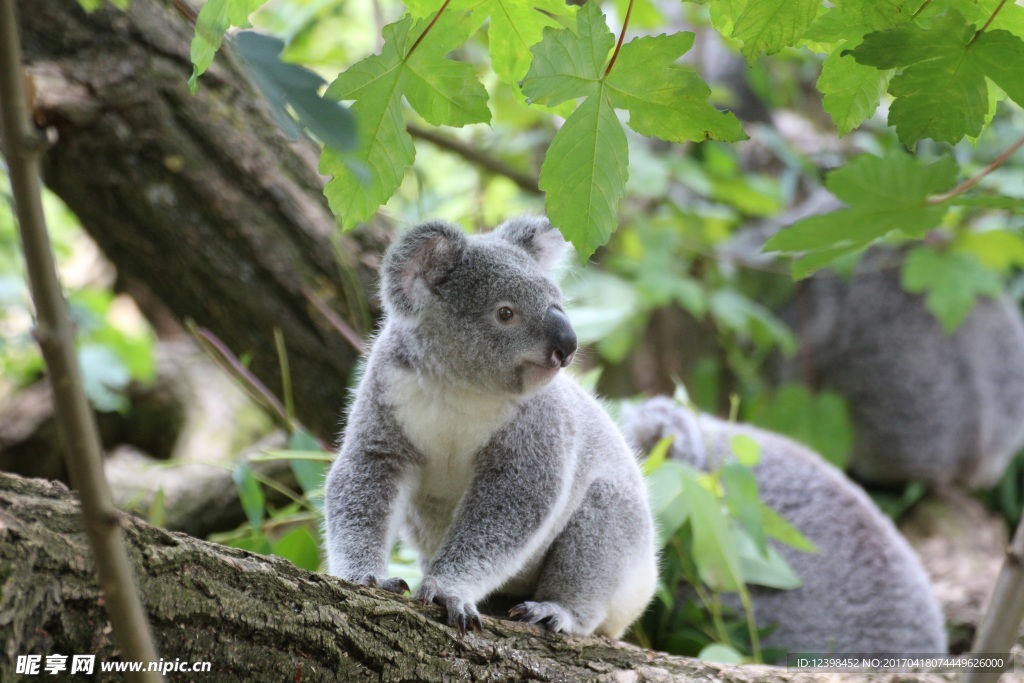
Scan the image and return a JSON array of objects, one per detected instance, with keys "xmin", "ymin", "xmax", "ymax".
[
  {"xmin": 381, "ymin": 221, "xmax": 467, "ymax": 317},
  {"xmin": 494, "ymin": 216, "xmax": 569, "ymax": 272}
]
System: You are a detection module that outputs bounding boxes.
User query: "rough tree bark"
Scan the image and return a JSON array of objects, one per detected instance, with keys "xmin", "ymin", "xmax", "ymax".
[
  {"xmin": 0, "ymin": 472, "xmax": 957, "ymax": 683},
  {"xmin": 17, "ymin": 0, "xmax": 390, "ymax": 441}
]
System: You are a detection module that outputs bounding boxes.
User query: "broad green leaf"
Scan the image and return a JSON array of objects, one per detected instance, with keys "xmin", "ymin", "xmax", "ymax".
[
  {"xmin": 817, "ymin": 48, "xmax": 892, "ymax": 135},
  {"xmin": 286, "ymin": 430, "xmax": 330, "ymax": 496},
  {"xmin": 699, "ymin": 643, "xmax": 746, "ymax": 664},
  {"xmin": 834, "ymin": 0, "xmax": 905, "ymax": 32},
  {"xmin": 901, "ymin": 247, "xmax": 1002, "ymax": 332},
  {"xmin": 321, "ymin": 12, "xmax": 489, "ymax": 230},
  {"xmin": 272, "ymin": 526, "xmax": 322, "ymax": 571},
  {"xmin": 728, "ymin": 434, "xmax": 761, "ymax": 467},
  {"xmin": 954, "ymin": 230, "xmax": 1024, "ymax": 272},
  {"xmin": 233, "ymin": 462, "xmax": 266, "ymax": 529},
  {"xmin": 732, "ymin": 0, "xmax": 819, "ymax": 62},
  {"xmin": 850, "ymin": 11, "xmax": 1024, "ymax": 145},
  {"xmin": 765, "ymin": 152, "xmax": 957, "ymax": 271},
  {"xmin": 189, "ymin": 0, "xmax": 268, "ymax": 93},
  {"xmin": 642, "ymin": 435, "xmax": 675, "ymax": 476},
  {"xmin": 734, "ymin": 528, "xmax": 803, "ymax": 590},
  {"xmin": 483, "ymin": 0, "xmax": 576, "ymax": 83},
  {"xmin": 233, "ymin": 31, "xmax": 355, "ymax": 151},
  {"xmin": 522, "ymin": 2, "xmax": 613, "ymax": 106},
  {"xmin": 761, "ymin": 504, "xmax": 817, "ymax": 553},
  {"xmin": 645, "ymin": 460, "xmax": 690, "ymax": 547},
  {"xmin": 722, "ymin": 463, "xmax": 765, "ymax": 554},
  {"xmin": 605, "ymin": 34, "xmax": 747, "ymax": 143},
  {"xmin": 526, "ymin": 3, "xmax": 741, "ymax": 257},
  {"xmin": 539, "ymin": 91, "xmax": 628, "ymax": 260},
  {"xmin": 680, "ymin": 466, "xmax": 744, "ymax": 593}
]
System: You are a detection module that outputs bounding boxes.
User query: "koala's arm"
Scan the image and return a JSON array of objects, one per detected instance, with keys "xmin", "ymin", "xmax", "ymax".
[
  {"xmin": 324, "ymin": 394, "xmax": 415, "ymax": 588},
  {"xmin": 419, "ymin": 416, "xmax": 571, "ymax": 612}
]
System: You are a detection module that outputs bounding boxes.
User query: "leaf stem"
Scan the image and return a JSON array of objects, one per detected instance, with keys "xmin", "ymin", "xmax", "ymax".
[
  {"xmin": 604, "ymin": 0, "xmax": 636, "ymax": 77},
  {"xmin": 970, "ymin": 0, "xmax": 1008, "ymax": 46},
  {"xmin": 405, "ymin": 0, "xmax": 453, "ymax": 60},
  {"xmin": 929, "ymin": 133, "xmax": 1024, "ymax": 204}
]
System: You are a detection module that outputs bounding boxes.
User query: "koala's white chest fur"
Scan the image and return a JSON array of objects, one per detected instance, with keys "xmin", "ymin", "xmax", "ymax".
[{"xmin": 384, "ymin": 367, "xmax": 516, "ymax": 551}]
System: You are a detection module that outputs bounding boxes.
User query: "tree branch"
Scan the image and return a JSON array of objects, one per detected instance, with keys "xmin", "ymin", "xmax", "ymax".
[
  {"xmin": 0, "ymin": 1, "xmax": 160, "ymax": 678},
  {"xmin": 407, "ymin": 123, "xmax": 542, "ymax": 195},
  {"xmin": 0, "ymin": 471, "xmax": 957, "ymax": 683}
]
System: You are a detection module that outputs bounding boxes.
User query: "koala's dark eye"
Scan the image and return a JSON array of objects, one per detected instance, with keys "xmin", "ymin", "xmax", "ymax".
[{"xmin": 497, "ymin": 306, "xmax": 515, "ymax": 322}]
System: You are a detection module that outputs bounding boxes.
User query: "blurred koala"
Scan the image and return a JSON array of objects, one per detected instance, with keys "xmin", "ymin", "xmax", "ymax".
[
  {"xmin": 626, "ymin": 397, "xmax": 948, "ymax": 656},
  {"xmin": 782, "ymin": 248, "xmax": 1024, "ymax": 488}
]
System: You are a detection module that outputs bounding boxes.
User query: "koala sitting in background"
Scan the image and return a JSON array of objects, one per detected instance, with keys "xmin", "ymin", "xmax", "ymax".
[
  {"xmin": 324, "ymin": 217, "xmax": 657, "ymax": 637},
  {"xmin": 626, "ymin": 397, "xmax": 948, "ymax": 656},
  {"xmin": 785, "ymin": 249, "xmax": 1024, "ymax": 489}
]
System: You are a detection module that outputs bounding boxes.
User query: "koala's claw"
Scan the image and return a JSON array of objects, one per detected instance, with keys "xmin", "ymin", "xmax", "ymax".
[
  {"xmin": 509, "ymin": 601, "xmax": 575, "ymax": 633},
  {"xmin": 416, "ymin": 576, "xmax": 482, "ymax": 637},
  {"xmin": 358, "ymin": 574, "xmax": 410, "ymax": 595}
]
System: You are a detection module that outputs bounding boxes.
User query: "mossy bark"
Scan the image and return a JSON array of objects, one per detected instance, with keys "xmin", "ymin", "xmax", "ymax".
[{"xmin": 0, "ymin": 471, "xmax": 956, "ymax": 683}]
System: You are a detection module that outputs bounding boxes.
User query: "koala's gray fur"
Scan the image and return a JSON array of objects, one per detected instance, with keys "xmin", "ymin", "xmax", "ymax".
[
  {"xmin": 625, "ymin": 397, "xmax": 947, "ymax": 656},
  {"xmin": 786, "ymin": 249, "xmax": 1024, "ymax": 488},
  {"xmin": 324, "ymin": 217, "xmax": 657, "ymax": 638}
]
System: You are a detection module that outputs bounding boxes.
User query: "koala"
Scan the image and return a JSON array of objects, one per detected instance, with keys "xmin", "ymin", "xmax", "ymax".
[
  {"xmin": 784, "ymin": 248, "xmax": 1024, "ymax": 488},
  {"xmin": 626, "ymin": 397, "xmax": 947, "ymax": 656},
  {"xmin": 323, "ymin": 217, "xmax": 658, "ymax": 638}
]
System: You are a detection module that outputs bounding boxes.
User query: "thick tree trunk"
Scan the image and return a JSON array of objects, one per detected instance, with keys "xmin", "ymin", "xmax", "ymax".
[
  {"xmin": 0, "ymin": 471, "xmax": 955, "ymax": 682},
  {"xmin": 16, "ymin": 0, "xmax": 390, "ymax": 440}
]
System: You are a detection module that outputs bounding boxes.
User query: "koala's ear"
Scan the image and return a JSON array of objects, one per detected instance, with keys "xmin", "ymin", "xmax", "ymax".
[
  {"xmin": 381, "ymin": 221, "xmax": 467, "ymax": 316},
  {"xmin": 494, "ymin": 215, "xmax": 569, "ymax": 272}
]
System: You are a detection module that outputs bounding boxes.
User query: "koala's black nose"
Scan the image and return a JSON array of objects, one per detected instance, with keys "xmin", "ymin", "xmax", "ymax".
[{"xmin": 544, "ymin": 307, "xmax": 577, "ymax": 367}]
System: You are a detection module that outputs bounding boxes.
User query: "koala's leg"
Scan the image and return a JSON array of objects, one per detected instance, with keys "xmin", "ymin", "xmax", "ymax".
[{"xmin": 511, "ymin": 478, "xmax": 656, "ymax": 638}]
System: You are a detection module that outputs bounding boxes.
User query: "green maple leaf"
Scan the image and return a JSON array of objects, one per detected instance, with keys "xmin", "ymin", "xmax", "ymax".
[
  {"xmin": 850, "ymin": 10, "xmax": 1024, "ymax": 145},
  {"xmin": 523, "ymin": 3, "xmax": 745, "ymax": 258},
  {"xmin": 539, "ymin": 94, "xmax": 629, "ymax": 260},
  {"xmin": 764, "ymin": 152, "xmax": 957, "ymax": 275},
  {"xmin": 902, "ymin": 247, "xmax": 1002, "ymax": 332},
  {"xmin": 475, "ymin": 0, "xmax": 576, "ymax": 84},
  {"xmin": 817, "ymin": 47, "xmax": 892, "ymax": 135},
  {"xmin": 320, "ymin": 13, "xmax": 490, "ymax": 230},
  {"xmin": 732, "ymin": 0, "xmax": 820, "ymax": 62},
  {"xmin": 606, "ymin": 33, "xmax": 747, "ymax": 143},
  {"xmin": 833, "ymin": 0, "xmax": 905, "ymax": 32},
  {"xmin": 189, "ymin": 0, "xmax": 268, "ymax": 93}
]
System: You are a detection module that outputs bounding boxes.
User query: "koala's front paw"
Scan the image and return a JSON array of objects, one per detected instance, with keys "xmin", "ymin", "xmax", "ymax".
[
  {"xmin": 509, "ymin": 601, "xmax": 577, "ymax": 634},
  {"xmin": 358, "ymin": 573, "xmax": 410, "ymax": 595},
  {"xmin": 416, "ymin": 576, "xmax": 483, "ymax": 636}
]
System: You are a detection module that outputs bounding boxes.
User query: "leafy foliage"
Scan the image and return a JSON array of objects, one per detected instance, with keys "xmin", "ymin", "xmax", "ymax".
[
  {"xmin": 189, "ymin": 0, "xmax": 269, "ymax": 93},
  {"xmin": 523, "ymin": 3, "xmax": 744, "ymax": 257},
  {"xmin": 640, "ymin": 403, "xmax": 816, "ymax": 662},
  {"xmin": 320, "ymin": 11, "xmax": 489, "ymax": 230},
  {"xmin": 233, "ymin": 31, "xmax": 355, "ymax": 151}
]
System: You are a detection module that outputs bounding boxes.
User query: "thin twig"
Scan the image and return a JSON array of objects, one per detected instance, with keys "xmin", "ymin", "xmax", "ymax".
[
  {"xmin": 963, "ymin": 510, "xmax": 1024, "ymax": 683},
  {"xmin": 273, "ymin": 326, "xmax": 295, "ymax": 427},
  {"xmin": 407, "ymin": 123, "xmax": 542, "ymax": 195},
  {"xmin": 0, "ymin": 0, "xmax": 161, "ymax": 679},
  {"xmin": 300, "ymin": 285, "xmax": 368, "ymax": 356},
  {"xmin": 929, "ymin": 132, "xmax": 1024, "ymax": 204},
  {"xmin": 187, "ymin": 322, "xmax": 290, "ymax": 426}
]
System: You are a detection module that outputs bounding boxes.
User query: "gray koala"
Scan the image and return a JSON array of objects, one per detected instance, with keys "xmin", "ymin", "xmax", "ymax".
[
  {"xmin": 626, "ymin": 397, "xmax": 947, "ymax": 656},
  {"xmin": 786, "ymin": 249, "xmax": 1024, "ymax": 488},
  {"xmin": 323, "ymin": 217, "xmax": 658, "ymax": 637}
]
